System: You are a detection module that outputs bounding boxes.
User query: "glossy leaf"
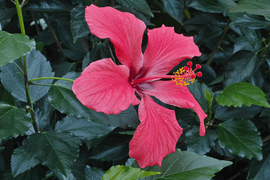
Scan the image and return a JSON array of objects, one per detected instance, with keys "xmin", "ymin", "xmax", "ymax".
[
  {"xmin": 11, "ymin": 147, "xmax": 40, "ymax": 177},
  {"xmin": 70, "ymin": 5, "xmax": 90, "ymax": 43},
  {"xmin": 85, "ymin": 166, "xmax": 105, "ymax": 180},
  {"xmin": 231, "ymin": 13, "xmax": 270, "ymax": 29},
  {"xmin": 231, "ymin": 0, "xmax": 270, "ymax": 20},
  {"xmin": 162, "ymin": 0, "xmax": 184, "ymax": 25},
  {"xmin": 82, "ymin": 43, "xmax": 111, "ymax": 70},
  {"xmin": 216, "ymin": 82, "xmax": 270, "ymax": 108},
  {"xmin": 248, "ymin": 142, "xmax": 270, "ymax": 180},
  {"xmin": 132, "ymin": 149, "xmax": 232, "ymax": 180},
  {"xmin": 89, "ymin": 135, "xmax": 131, "ymax": 161},
  {"xmin": 0, "ymin": 166, "xmax": 45, "ymax": 180},
  {"xmin": 24, "ymin": 0, "xmax": 73, "ymax": 12},
  {"xmin": 224, "ymin": 51, "xmax": 260, "ymax": 86},
  {"xmin": 116, "ymin": 0, "xmax": 153, "ymax": 17},
  {"xmin": 187, "ymin": 80, "xmax": 210, "ymax": 112},
  {"xmin": 51, "ymin": 61, "xmax": 76, "ymax": 78},
  {"xmin": 53, "ymin": 15, "xmax": 88, "ymax": 53},
  {"xmin": 0, "ymin": 31, "xmax": 35, "ymax": 67},
  {"xmin": 1, "ymin": 49, "xmax": 54, "ymax": 102},
  {"xmin": 215, "ymin": 104, "xmax": 262, "ymax": 121},
  {"xmin": 101, "ymin": 165, "xmax": 160, "ymax": 180},
  {"xmin": 23, "ymin": 131, "xmax": 80, "ymax": 177},
  {"xmin": 0, "ymin": 8, "xmax": 16, "ymax": 28},
  {"xmin": 189, "ymin": 0, "xmax": 236, "ymax": 15},
  {"xmin": 55, "ymin": 116, "xmax": 115, "ymax": 141},
  {"xmin": 0, "ymin": 103, "xmax": 32, "ymax": 140},
  {"xmin": 185, "ymin": 127, "xmax": 217, "ymax": 155},
  {"xmin": 217, "ymin": 119, "xmax": 263, "ymax": 160}
]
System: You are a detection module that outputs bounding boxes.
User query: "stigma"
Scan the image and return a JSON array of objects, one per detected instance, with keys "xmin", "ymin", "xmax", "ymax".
[{"xmin": 172, "ymin": 61, "xmax": 202, "ymax": 86}]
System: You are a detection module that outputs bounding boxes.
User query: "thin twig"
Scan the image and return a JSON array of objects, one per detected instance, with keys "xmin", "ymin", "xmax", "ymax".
[
  {"xmin": 41, "ymin": 13, "xmax": 67, "ymax": 61},
  {"xmin": 30, "ymin": 11, "xmax": 41, "ymax": 33},
  {"xmin": 260, "ymin": 41, "xmax": 270, "ymax": 58},
  {"xmin": 206, "ymin": 20, "xmax": 231, "ymax": 66},
  {"xmin": 263, "ymin": 134, "xmax": 270, "ymax": 143},
  {"xmin": 227, "ymin": 166, "xmax": 249, "ymax": 180}
]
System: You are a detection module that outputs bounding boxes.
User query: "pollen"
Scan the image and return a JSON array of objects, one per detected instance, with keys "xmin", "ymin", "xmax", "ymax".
[{"xmin": 172, "ymin": 61, "xmax": 202, "ymax": 86}]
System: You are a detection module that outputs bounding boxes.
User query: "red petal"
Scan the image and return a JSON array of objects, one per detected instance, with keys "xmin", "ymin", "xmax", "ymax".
[
  {"xmin": 143, "ymin": 25, "xmax": 201, "ymax": 77},
  {"xmin": 129, "ymin": 95, "xmax": 183, "ymax": 168},
  {"xmin": 72, "ymin": 58, "xmax": 140, "ymax": 114},
  {"xmin": 142, "ymin": 81, "xmax": 207, "ymax": 136},
  {"xmin": 85, "ymin": 5, "xmax": 146, "ymax": 74}
]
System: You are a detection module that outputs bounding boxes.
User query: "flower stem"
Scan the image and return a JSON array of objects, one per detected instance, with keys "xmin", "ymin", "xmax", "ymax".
[
  {"xmin": 15, "ymin": 0, "xmax": 39, "ymax": 133},
  {"xmin": 28, "ymin": 77, "xmax": 74, "ymax": 83},
  {"xmin": 15, "ymin": 0, "xmax": 25, "ymax": 35},
  {"xmin": 206, "ymin": 20, "xmax": 231, "ymax": 66}
]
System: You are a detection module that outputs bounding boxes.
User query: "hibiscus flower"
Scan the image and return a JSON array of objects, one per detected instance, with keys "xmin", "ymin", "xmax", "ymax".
[{"xmin": 72, "ymin": 4, "xmax": 207, "ymax": 168}]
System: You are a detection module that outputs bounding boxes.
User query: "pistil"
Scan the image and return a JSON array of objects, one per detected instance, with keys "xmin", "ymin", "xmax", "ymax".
[{"xmin": 130, "ymin": 75, "xmax": 172, "ymax": 87}]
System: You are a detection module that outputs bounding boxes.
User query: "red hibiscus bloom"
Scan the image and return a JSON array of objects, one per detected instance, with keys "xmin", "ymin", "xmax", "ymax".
[{"xmin": 72, "ymin": 4, "xmax": 207, "ymax": 168}]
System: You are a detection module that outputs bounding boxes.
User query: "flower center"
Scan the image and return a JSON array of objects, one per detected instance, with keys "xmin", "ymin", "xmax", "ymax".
[
  {"xmin": 130, "ymin": 61, "xmax": 202, "ymax": 87},
  {"xmin": 172, "ymin": 61, "xmax": 202, "ymax": 86}
]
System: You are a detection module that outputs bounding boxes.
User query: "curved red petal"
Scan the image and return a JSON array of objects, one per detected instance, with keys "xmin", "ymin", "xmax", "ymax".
[
  {"xmin": 85, "ymin": 5, "xmax": 146, "ymax": 74},
  {"xmin": 72, "ymin": 58, "xmax": 140, "ymax": 114},
  {"xmin": 129, "ymin": 95, "xmax": 183, "ymax": 168},
  {"xmin": 142, "ymin": 81, "xmax": 207, "ymax": 136},
  {"xmin": 143, "ymin": 25, "xmax": 201, "ymax": 77}
]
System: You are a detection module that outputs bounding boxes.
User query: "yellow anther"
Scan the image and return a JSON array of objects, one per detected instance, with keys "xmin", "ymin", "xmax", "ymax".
[{"xmin": 172, "ymin": 62, "xmax": 202, "ymax": 86}]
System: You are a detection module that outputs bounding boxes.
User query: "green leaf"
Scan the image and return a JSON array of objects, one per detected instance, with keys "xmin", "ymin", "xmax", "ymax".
[
  {"xmin": 89, "ymin": 135, "xmax": 131, "ymax": 161},
  {"xmin": 82, "ymin": 43, "xmax": 111, "ymax": 70},
  {"xmin": 231, "ymin": 13, "xmax": 270, "ymax": 29},
  {"xmin": 132, "ymin": 149, "xmax": 232, "ymax": 180},
  {"xmin": 0, "ymin": 89, "xmax": 15, "ymax": 105},
  {"xmin": 23, "ymin": 131, "xmax": 80, "ymax": 176},
  {"xmin": 233, "ymin": 29, "xmax": 262, "ymax": 54},
  {"xmin": 216, "ymin": 82, "xmax": 270, "ymax": 108},
  {"xmin": 24, "ymin": 0, "xmax": 73, "ymax": 12},
  {"xmin": 55, "ymin": 116, "xmax": 115, "ymax": 141},
  {"xmin": 189, "ymin": 0, "xmax": 236, "ymax": 15},
  {"xmin": 0, "ymin": 103, "xmax": 32, "ymax": 140},
  {"xmin": 217, "ymin": 119, "xmax": 263, "ymax": 160},
  {"xmin": 260, "ymin": 108, "xmax": 270, "ymax": 117},
  {"xmin": 0, "ymin": 166, "xmax": 45, "ymax": 180},
  {"xmin": 11, "ymin": 146, "xmax": 40, "ymax": 177},
  {"xmin": 185, "ymin": 127, "xmax": 217, "ymax": 155},
  {"xmin": 48, "ymin": 72, "xmax": 140, "ymax": 128},
  {"xmin": 0, "ymin": 31, "xmax": 35, "ymax": 67},
  {"xmin": 70, "ymin": 5, "xmax": 90, "ymax": 43},
  {"xmin": 205, "ymin": 89, "xmax": 213, "ymax": 103},
  {"xmin": 101, "ymin": 165, "xmax": 160, "ymax": 180},
  {"xmin": 162, "ymin": 0, "xmax": 184, "ymax": 25},
  {"xmin": 52, "ymin": 16, "xmax": 88, "ymax": 54},
  {"xmin": 224, "ymin": 51, "xmax": 260, "ymax": 86},
  {"xmin": 0, "ymin": 8, "xmax": 16, "ymax": 29},
  {"xmin": 230, "ymin": 0, "xmax": 270, "ymax": 20},
  {"xmin": 215, "ymin": 104, "xmax": 262, "ymax": 121},
  {"xmin": 248, "ymin": 142, "xmax": 270, "ymax": 180},
  {"xmin": 188, "ymin": 80, "xmax": 210, "ymax": 112},
  {"xmin": 51, "ymin": 61, "xmax": 76, "ymax": 78},
  {"xmin": 1, "ymin": 49, "xmax": 54, "ymax": 102},
  {"xmin": 116, "ymin": 0, "xmax": 153, "ymax": 17},
  {"xmin": 85, "ymin": 166, "xmax": 105, "ymax": 180}
]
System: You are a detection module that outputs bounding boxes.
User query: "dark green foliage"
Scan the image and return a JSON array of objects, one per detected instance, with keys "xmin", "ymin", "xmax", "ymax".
[{"xmin": 1, "ymin": 0, "xmax": 270, "ymax": 179}]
